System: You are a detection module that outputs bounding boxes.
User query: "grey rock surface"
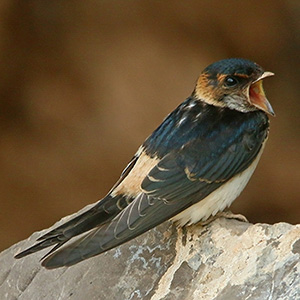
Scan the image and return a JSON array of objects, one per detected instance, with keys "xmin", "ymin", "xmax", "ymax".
[{"xmin": 1, "ymin": 215, "xmax": 300, "ymax": 300}]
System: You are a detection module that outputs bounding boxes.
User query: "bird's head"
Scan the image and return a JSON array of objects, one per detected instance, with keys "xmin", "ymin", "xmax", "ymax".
[{"xmin": 194, "ymin": 58, "xmax": 275, "ymax": 116}]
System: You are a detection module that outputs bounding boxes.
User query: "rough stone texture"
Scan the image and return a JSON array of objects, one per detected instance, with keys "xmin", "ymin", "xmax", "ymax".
[{"xmin": 1, "ymin": 215, "xmax": 300, "ymax": 300}]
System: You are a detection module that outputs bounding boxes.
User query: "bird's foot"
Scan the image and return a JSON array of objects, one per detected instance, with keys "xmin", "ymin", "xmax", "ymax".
[
  {"xmin": 216, "ymin": 210, "xmax": 249, "ymax": 223},
  {"xmin": 199, "ymin": 210, "xmax": 248, "ymax": 226}
]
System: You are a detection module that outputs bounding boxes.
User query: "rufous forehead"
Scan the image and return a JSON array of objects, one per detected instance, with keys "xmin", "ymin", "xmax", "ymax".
[
  {"xmin": 216, "ymin": 73, "xmax": 249, "ymax": 82},
  {"xmin": 217, "ymin": 74, "xmax": 226, "ymax": 82}
]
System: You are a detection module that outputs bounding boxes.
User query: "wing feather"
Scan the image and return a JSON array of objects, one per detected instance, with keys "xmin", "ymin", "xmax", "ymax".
[{"xmin": 41, "ymin": 193, "xmax": 188, "ymax": 268}]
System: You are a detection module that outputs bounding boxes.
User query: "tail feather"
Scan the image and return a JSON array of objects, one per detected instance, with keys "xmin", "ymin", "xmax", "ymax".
[
  {"xmin": 15, "ymin": 236, "xmax": 66, "ymax": 259},
  {"xmin": 14, "ymin": 195, "xmax": 123, "ymax": 260},
  {"xmin": 38, "ymin": 196, "xmax": 119, "ymax": 241},
  {"xmin": 16, "ymin": 192, "xmax": 189, "ymax": 268}
]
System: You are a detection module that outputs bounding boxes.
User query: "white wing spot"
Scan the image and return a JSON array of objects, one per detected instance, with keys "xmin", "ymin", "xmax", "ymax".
[
  {"xmin": 177, "ymin": 116, "xmax": 187, "ymax": 127},
  {"xmin": 147, "ymin": 196, "xmax": 155, "ymax": 206},
  {"xmin": 196, "ymin": 112, "xmax": 202, "ymax": 118},
  {"xmin": 156, "ymin": 164, "xmax": 170, "ymax": 172},
  {"xmin": 187, "ymin": 101, "xmax": 197, "ymax": 108},
  {"xmin": 147, "ymin": 174, "xmax": 164, "ymax": 182}
]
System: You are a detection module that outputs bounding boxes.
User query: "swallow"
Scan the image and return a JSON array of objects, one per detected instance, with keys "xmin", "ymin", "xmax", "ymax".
[{"xmin": 15, "ymin": 58, "xmax": 275, "ymax": 269}]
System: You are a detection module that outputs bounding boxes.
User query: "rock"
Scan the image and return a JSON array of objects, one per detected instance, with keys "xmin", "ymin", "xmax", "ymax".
[{"xmin": 1, "ymin": 216, "xmax": 300, "ymax": 300}]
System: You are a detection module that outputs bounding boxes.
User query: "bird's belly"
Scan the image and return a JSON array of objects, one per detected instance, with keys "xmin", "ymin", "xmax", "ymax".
[{"xmin": 172, "ymin": 147, "xmax": 264, "ymax": 226}]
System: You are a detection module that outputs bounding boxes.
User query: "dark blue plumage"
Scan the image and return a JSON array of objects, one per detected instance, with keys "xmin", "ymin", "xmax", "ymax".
[
  {"xmin": 15, "ymin": 58, "xmax": 274, "ymax": 268},
  {"xmin": 142, "ymin": 98, "xmax": 269, "ymax": 202},
  {"xmin": 204, "ymin": 58, "xmax": 264, "ymax": 78},
  {"xmin": 143, "ymin": 97, "xmax": 268, "ymax": 159}
]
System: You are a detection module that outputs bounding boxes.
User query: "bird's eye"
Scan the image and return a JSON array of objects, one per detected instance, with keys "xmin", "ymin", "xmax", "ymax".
[{"xmin": 224, "ymin": 76, "xmax": 238, "ymax": 87}]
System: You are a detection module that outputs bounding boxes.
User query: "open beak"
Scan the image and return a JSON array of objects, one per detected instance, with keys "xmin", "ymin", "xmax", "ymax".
[{"xmin": 249, "ymin": 71, "xmax": 275, "ymax": 116}]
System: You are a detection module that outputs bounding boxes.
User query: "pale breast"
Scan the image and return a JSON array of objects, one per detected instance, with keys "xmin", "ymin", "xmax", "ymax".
[{"xmin": 172, "ymin": 142, "xmax": 266, "ymax": 226}]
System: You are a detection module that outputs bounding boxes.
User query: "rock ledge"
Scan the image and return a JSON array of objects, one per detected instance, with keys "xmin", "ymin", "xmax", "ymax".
[{"xmin": 1, "ymin": 216, "xmax": 299, "ymax": 300}]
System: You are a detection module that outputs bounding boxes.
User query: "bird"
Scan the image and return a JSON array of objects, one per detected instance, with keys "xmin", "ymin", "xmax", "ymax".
[{"xmin": 15, "ymin": 58, "xmax": 275, "ymax": 269}]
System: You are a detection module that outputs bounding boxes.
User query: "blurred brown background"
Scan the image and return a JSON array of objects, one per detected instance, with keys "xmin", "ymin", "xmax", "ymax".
[{"xmin": 0, "ymin": 0, "xmax": 299, "ymax": 252}]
